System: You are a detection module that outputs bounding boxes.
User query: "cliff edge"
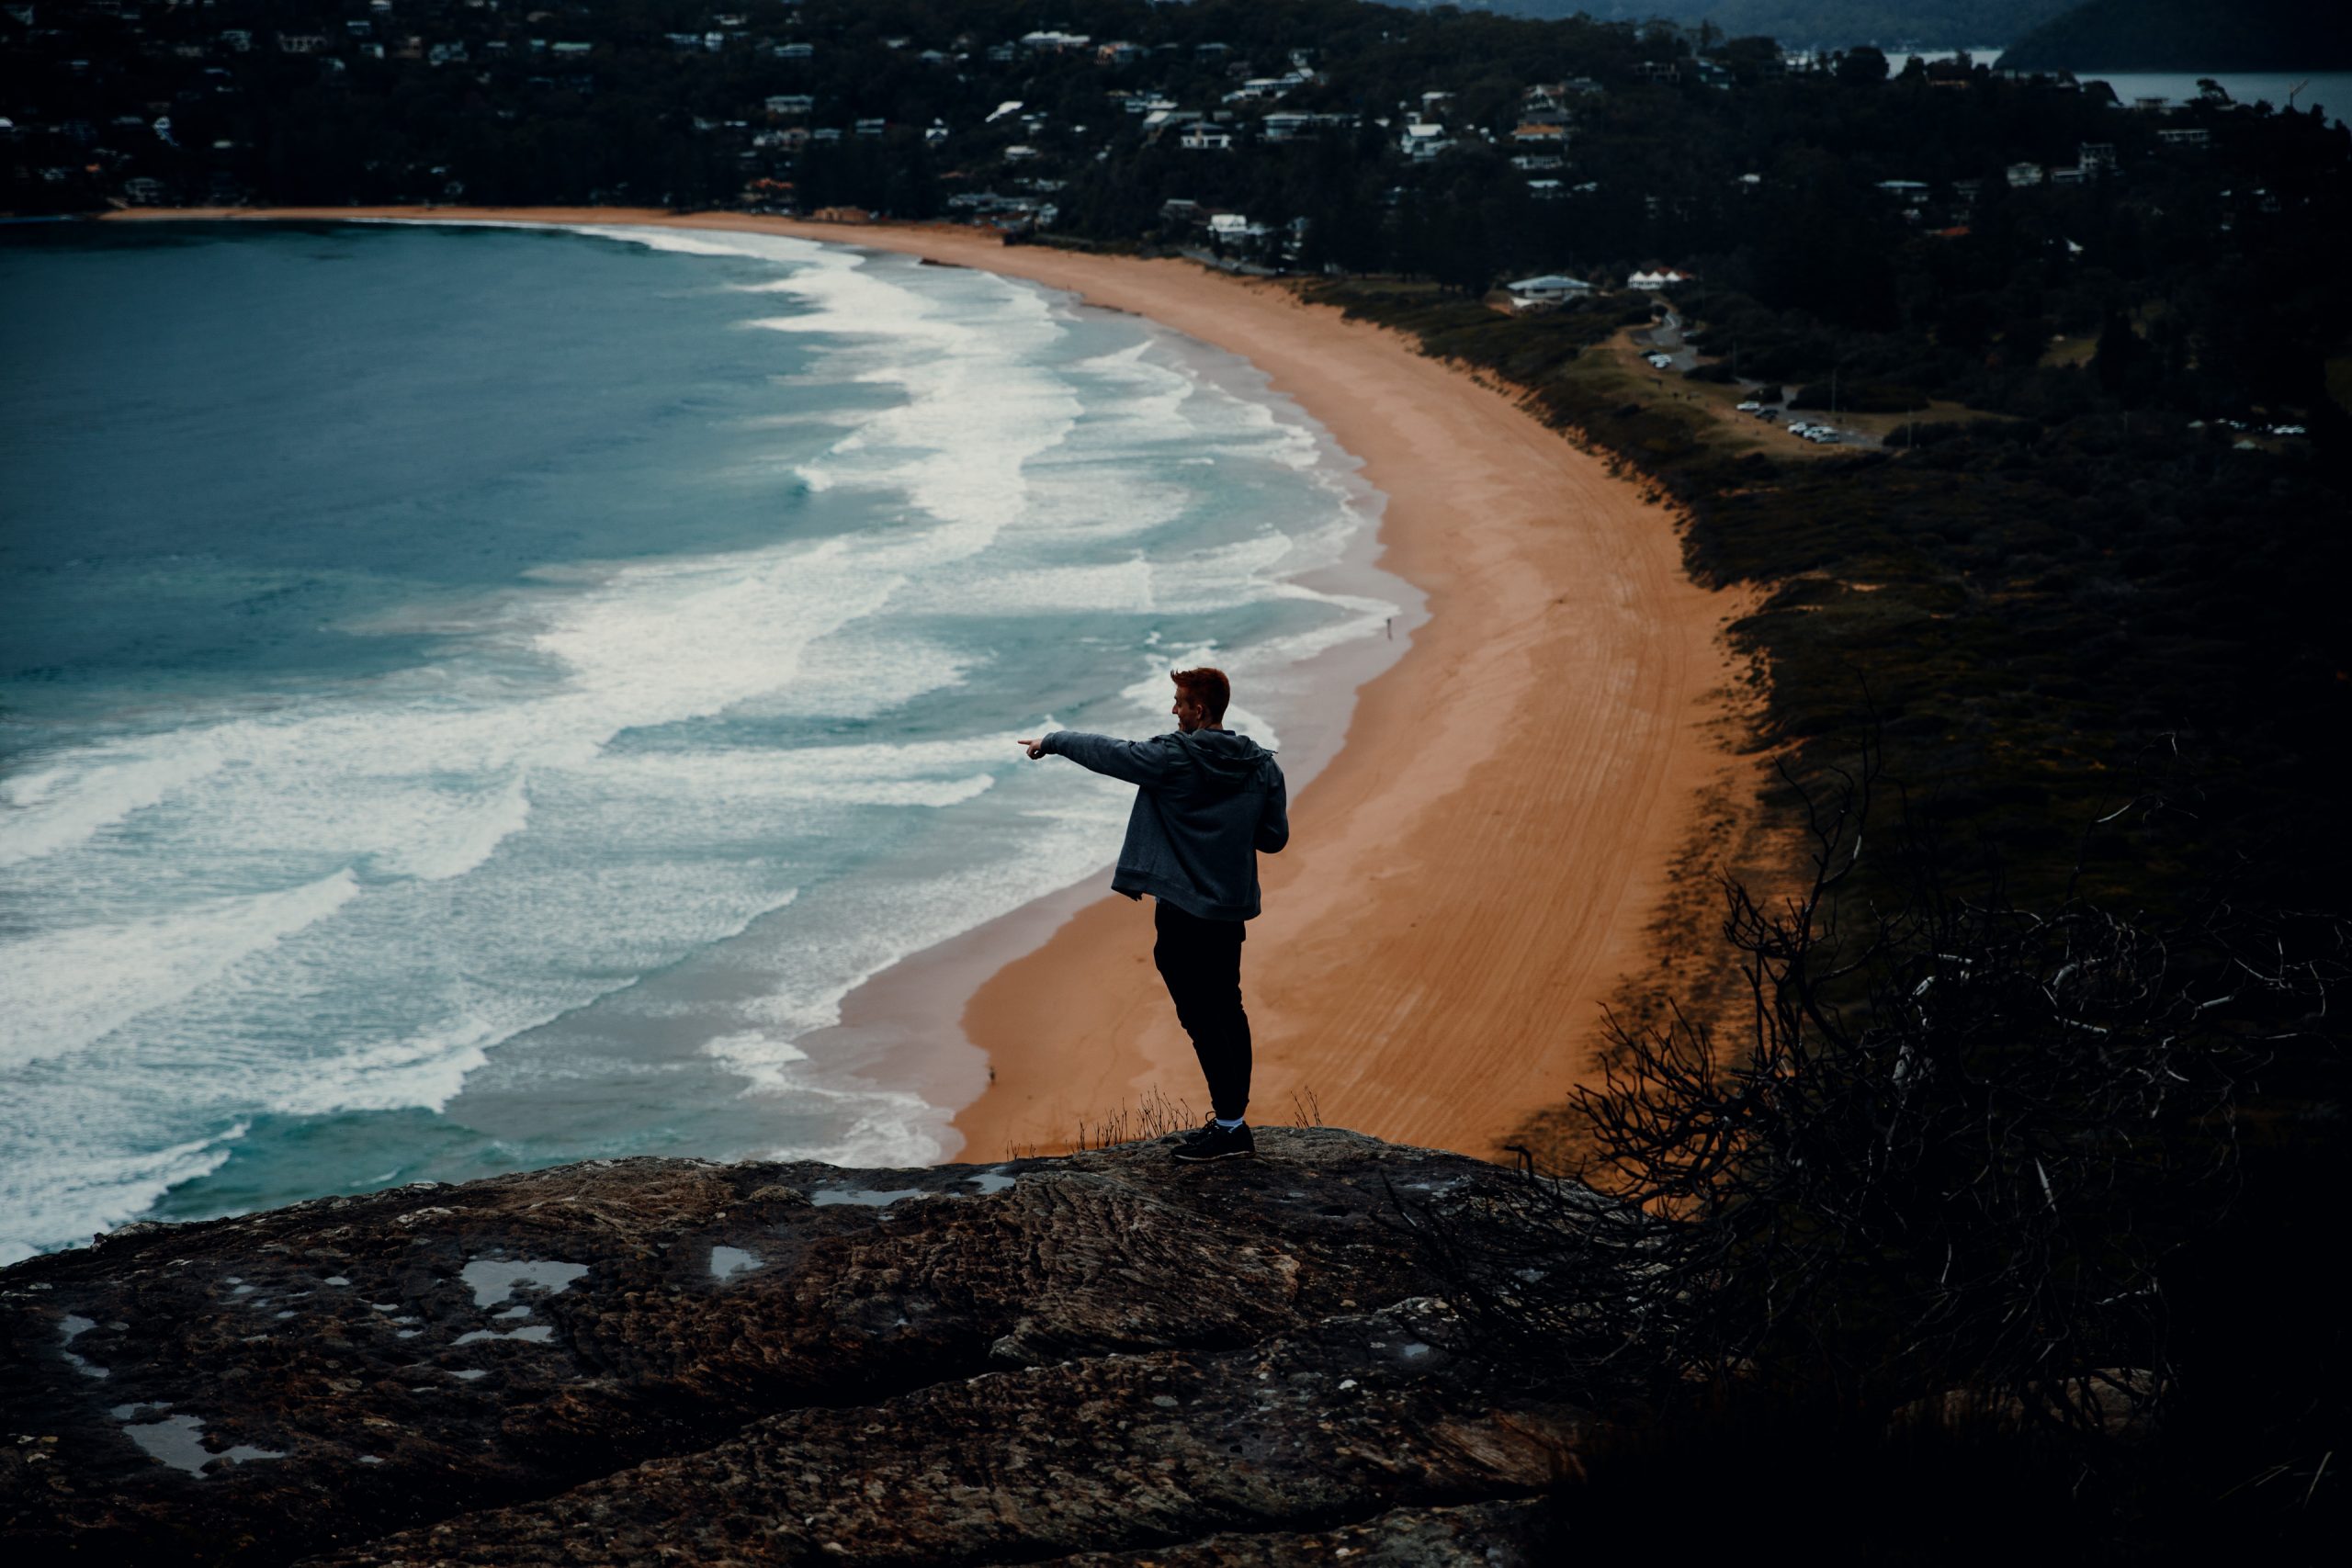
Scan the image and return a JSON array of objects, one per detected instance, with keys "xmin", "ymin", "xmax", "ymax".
[{"xmin": 1, "ymin": 1131, "xmax": 1589, "ymax": 1565}]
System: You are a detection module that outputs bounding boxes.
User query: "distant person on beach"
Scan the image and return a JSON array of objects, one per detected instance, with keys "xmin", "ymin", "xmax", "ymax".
[{"xmin": 1018, "ymin": 667, "xmax": 1288, "ymax": 1163}]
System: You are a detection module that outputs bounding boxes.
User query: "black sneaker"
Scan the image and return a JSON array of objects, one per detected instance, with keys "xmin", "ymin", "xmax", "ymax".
[
  {"xmin": 1174, "ymin": 1122, "xmax": 1255, "ymax": 1162},
  {"xmin": 1174, "ymin": 1116, "xmax": 1219, "ymax": 1145}
]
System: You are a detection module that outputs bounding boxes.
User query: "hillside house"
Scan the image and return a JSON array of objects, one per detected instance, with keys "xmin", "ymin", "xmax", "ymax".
[
  {"xmin": 1261, "ymin": 111, "xmax": 1351, "ymax": 142},
  {"xmin": 1505, "ymin": 274, "xmax": 1591, "ymax": 308},
  {"xmin": 1400, "ymin": 122, "xmax": 1449, "ymax": 159}
]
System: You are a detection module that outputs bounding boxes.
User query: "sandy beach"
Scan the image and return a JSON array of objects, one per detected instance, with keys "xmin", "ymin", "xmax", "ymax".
[{"xmin": 116, "ymin": 206, "xmax": 1752, "ymax": 1164}]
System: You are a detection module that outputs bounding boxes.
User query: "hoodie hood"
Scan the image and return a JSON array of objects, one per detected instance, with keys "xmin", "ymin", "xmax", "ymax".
[{"xmin": 1169, "ymin": 728, "xmax": 1275, "ymax": 795}]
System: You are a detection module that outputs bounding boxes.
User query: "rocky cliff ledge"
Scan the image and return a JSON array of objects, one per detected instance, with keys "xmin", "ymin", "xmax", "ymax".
[{"xmin": 2, "ymin": 1130, "xmax": 1589, "ymax": 1565}]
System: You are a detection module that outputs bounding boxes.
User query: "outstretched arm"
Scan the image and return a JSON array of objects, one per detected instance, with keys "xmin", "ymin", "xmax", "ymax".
[
  {"xmin": 1256, "ymin": 766, "xmax": 1290, "ymax": 854},
  {"xmin": 1013, "ymin": 730, "xmax": 1187, "ymax": 788}
]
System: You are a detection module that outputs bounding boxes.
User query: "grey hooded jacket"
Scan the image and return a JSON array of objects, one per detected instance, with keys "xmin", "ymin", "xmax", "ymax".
[{"xmin": 1039, "ymin": 727, "xmax": 1288, "ymax": 921}]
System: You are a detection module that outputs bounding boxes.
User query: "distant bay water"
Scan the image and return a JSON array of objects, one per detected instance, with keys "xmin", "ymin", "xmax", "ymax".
[
  {"xmin": 0, "ymin": 220, "xmax": 1412, "ymax": 1261},
  {"xmin": 2066, "ymin": 71, "xmax": 2352, "ymax": 126},
  {"xmin": 1891, "ymin": 51, "xmax": 2351, "ymax": 127}
]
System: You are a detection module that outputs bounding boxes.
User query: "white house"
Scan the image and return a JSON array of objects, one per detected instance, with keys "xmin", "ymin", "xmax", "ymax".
[
  {"xmin": 1400, "ymin": 122, "xmax": 1450, "ymax": 159},
  {"xmin": 1505, "ymin": 274, "xmax": 1593, "ymax": 308},
  {"xmin": 1626, "ymin": 268, "xmax": 1693, "ymax": 290}
]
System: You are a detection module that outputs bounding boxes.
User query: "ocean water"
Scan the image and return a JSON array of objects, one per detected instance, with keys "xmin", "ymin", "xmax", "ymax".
[{"xmin": 0, "ymin": 220, "xmax": 1412, "ymax": 1262}]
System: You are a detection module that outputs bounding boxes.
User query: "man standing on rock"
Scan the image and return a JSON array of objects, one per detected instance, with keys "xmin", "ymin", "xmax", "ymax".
[{"xmin": 1019, "ymin": 667, "xmax": 1287, "ymax": 1162}]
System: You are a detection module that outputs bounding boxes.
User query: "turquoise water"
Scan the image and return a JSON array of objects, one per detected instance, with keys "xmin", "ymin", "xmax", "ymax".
[{"xmin": 0, "ymin": 220, "xmax": 1408, "ymax": 1260}]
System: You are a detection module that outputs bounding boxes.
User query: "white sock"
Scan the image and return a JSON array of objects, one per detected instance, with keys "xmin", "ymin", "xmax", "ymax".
[{"xmin": 1216, "ymin": 1116, "xmax": 1244, "ymax": 1131}]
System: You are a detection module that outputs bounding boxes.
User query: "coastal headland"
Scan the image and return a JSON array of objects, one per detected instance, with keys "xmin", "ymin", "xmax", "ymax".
[
  {"xmin": 0, "ymin": 1133, "xmax": 1590, "ymax": 1562},
  {"xmin": 115, "ymin": 206, "xmax": 1752, "ymax": 1166}
]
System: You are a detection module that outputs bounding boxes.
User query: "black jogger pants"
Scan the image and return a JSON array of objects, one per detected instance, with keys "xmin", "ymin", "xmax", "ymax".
[{"xmin": 1152, "ymin": 899, "xmax": 1252, "ymax": 1122}]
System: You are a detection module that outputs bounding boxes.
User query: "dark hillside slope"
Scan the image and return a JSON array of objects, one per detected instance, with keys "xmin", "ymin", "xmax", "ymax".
[
  {"xmin": 1707, "ymin": 0, "xmax": 2072, "ymax": 48},
  {"xmin": 2000, "ymin": 0, "xmax": 2352, "ymax": 70},
  {"xmin": 1476, "ymin": 1, "xmax": 2074, "ymax": 49}
]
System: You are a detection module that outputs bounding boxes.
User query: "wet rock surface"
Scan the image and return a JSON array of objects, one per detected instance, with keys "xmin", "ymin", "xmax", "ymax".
[{"xmin": 1, "ymin": 1130, "xmax": 1587, "ymax": 1565}]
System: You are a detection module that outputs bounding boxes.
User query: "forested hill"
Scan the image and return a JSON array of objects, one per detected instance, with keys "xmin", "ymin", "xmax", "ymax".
[
  {"xmin": 1998, "ymin": 0, "xmax": 2352, "ymax": 71},
  {"xmin": 1470, "ymin": 1, "xmax": 2075, "ymax": 50}
]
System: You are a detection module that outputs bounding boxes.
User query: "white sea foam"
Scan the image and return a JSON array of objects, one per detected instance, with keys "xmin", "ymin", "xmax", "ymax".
[
  {"xmin": 269, "ymin": 1020, "xmax": 501, "ymax": 1119},
  {"xmin": 0, "ymin": 733, "xmax": 232, "ymax": 868},
  {"xmin": 0, "ymin": 1123, "xmax": 244, "ymax": 1267},
  {"xmin": 373, "ymin": 773, "xmax": 534, "ymax": 883},
  {"xmin": 704, "ymin": 1032, "xmax": 948, "ymax": 1167},
  {"xmin": 0, "ymin": 873, "xmax": 360, "ymax": 1070}
]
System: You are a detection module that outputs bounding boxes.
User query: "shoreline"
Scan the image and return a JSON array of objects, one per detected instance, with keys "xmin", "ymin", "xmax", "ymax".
[{"xmin": 111, "ymin": 206, "xmax": 1752, "ymax": 1166}]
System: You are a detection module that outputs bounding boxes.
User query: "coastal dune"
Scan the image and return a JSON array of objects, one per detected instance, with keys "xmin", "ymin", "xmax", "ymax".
[{"xmin": 119, "ymin": 207, "xmax": 1748, "ymax": 1163}]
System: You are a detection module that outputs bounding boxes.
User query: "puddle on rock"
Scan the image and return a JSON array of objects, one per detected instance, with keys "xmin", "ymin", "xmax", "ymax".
[
  {"xmin": 459, "ymin": 1259, "xmax": 589, "ymax": 1309},
  {"xmin": 810, "ymin": 1187, "xmax": 931, "ymax": 1207},
  {"xmin": 123, "ymin": 1414, "xmax": 284, "ymax": 1474},
  {"xmin": 964, "ymin": 1170, "xmax": 1019, "ymax": 1195},
  {"xmin": 708, "ymin": 1246, "xmax": 762, "ymax": 1280},
  {"xmin": 59, "ymin": 1314, "xmax": 108, "ymax": 1380},
  {"xmin": 453, "ymin": 1325, "xmax": 554, "ymax": 1346}
]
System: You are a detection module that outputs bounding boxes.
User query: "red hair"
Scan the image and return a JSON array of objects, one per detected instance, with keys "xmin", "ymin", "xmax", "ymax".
[{"xmin": 1170, "ymin": 666, "xmax": 1230, "ymax": 724}]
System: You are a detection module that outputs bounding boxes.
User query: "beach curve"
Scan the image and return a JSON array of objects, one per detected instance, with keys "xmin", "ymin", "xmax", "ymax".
[{"xmin": 112, "ymin": 206, "xmax": 1753, "ymax": 1165}]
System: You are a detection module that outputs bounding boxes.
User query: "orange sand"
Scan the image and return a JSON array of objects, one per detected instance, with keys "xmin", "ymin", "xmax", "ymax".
[{"xmin": 115, "ymin": 207, "xmax": 1751, "ymax": 1163}]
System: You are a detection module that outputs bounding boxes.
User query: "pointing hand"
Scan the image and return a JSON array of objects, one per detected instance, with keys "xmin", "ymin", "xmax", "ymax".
[{"xmin": 1016, "ymin": 738, "xmax": 1046, "ymax": 760}]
